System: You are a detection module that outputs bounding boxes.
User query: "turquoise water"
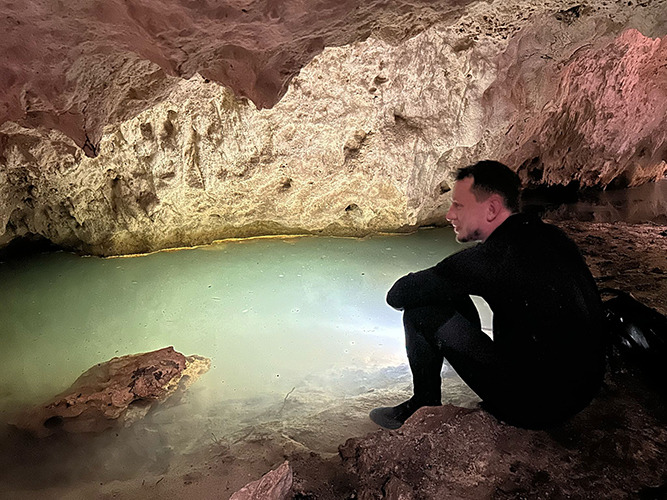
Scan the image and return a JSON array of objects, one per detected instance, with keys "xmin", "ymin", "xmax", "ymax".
[
  {"xmin": 0, "ymin": 227, "xmax": 484, "ymax": 496},
  {"xmin": 0, "ymin": 228, "xmax": 464, "ymax": 422}
]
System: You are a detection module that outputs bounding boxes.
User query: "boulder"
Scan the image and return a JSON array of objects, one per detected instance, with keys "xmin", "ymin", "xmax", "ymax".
[
  {"xmin": 340, "ymin": 371, "xmax": 667, "ymax": 499},
  {"xmin": 10, "ymin": 346, "xmax": 210, "ymax": 438}
]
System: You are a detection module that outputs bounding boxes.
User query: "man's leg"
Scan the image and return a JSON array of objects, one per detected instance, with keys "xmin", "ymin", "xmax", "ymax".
[
  {"xmin": 432, "ymin": 311, "xmax": 504, "ymax": 404},
  {"xmin": 370, "ymin": 295, "xmax": 506, "ymax": 429},
  {"xmin": 370, "ymin": 301, "xmax": 478, "ymax": 429},
  {"xmin": 372, "ymin": 302, "xmax": 601, "ymax": 430},
  {"xmin": 403, "ymin": 305, "xmax": 453, "ymax": 405},
  {"xmin": 433, "ymin": 313, "xmax": 579, "ymax": 428}
]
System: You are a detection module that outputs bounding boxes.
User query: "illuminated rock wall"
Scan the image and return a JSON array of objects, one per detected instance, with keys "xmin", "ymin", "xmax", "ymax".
[{"xmin": 0, "ymin": 0, "xmax": 665, "ymax": 255}]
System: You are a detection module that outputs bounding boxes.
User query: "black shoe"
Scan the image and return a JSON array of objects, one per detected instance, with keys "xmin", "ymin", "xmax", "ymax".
[{"xmin": 369, "ymin": 397, "xmax": 439, "ymax": 430}]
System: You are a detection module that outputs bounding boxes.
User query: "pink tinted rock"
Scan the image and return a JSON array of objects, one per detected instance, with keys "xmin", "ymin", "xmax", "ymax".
[
  {"xmin": 0, "ymin": 0, "xmax": 470, "ymax": 155},
  {"xmin": 229, "ymin": 461, "xmax": 293, "ymax": 500},
  {"xmin": 505, "ymin": 29, "xmax": 667, "ymax": 188}
]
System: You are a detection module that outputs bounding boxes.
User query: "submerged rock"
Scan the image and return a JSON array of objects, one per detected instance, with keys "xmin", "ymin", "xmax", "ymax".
[{"xmin": 10, "ymin": 346, "xmax": 210, "ymax": 438}]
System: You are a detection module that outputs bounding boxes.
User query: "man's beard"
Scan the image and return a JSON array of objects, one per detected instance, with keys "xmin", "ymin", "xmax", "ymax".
[{"xmin": 456, "ymin": 228, "xmax": 483, "ymax": 243}]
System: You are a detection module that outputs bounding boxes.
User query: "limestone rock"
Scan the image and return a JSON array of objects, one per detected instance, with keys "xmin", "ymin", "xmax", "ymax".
[
  {"xmin": 0, "ymin": 0, "xmax": 474, "ymax": 154},
  {"xmin": 10, "ymin": 346, "xmax": 211, "ymax": 438},
  {"xmin": 0, "ymin": 0, "xmax": 666, "ymax": 255},
  {"xmin": 230, "ymin": 461, "xmax": 293, "ymax": 500},
  {"xmin": 503, "ymin": 29, "xmax": 667, "ymax": 188},
  {"xmin": 340, "ymin": 372, "xmax": 667, "ymax": 499}
]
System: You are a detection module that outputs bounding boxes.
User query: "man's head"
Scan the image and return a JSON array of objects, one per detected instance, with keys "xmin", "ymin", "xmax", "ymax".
[{"xmin": 445, "ymin": 160, "xmax": 521, "ymax": 243}]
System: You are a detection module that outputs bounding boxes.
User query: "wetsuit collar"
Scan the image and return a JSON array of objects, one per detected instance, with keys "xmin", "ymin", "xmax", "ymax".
[{"xmin": 483, "ymin": 212, "xmax": 539, "ymax": 244}]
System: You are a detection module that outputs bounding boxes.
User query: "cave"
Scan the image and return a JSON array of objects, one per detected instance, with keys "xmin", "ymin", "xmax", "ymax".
[{"xmin": 0, "ymin": 0, "xmax": 666, "ymax": 498}]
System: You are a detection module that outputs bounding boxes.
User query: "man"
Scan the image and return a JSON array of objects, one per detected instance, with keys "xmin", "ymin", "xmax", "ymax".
[{"xmin": 370, "ymin": 160, "xmax": 606, "ymax": 430}]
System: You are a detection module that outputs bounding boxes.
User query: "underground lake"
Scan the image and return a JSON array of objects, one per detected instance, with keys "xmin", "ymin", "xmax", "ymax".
[{"xmin": 0, "ymin": 227, "xmax": 486, "ymax": 497}]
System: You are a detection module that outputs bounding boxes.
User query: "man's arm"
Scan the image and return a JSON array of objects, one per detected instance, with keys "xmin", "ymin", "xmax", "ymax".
[
  {"xmin": 386, "ymin": 244, "xmax": 494, "ymax": 311},
  {"xmin": 386, "ymin": 268, "xmax": 451, "ymax": 310}
]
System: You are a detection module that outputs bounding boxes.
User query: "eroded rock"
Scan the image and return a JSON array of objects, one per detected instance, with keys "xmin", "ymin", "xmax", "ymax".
[
  {"xmin": 0, "ymin": 0, "xmax": 473, "ymax": 154},
  {"xmin": 340, "ymin": 371, "xmax": 667, "ymax": 499},
  {"xmin": 230, "ymin": 461, "xmax": 293, "ymax": 500},
  {"xmin": 0, "ymin": 1, "xmax": 666, "ymax": 255},
  {"xmin": 505, "ymin": 29, "xmax": 667, "ymax": 188},
  {"xmin": 10, "ymin": 346, "xmax": 211, "ymax": 438}
]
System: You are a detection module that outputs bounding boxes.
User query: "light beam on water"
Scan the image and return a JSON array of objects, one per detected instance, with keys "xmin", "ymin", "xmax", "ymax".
[
  {"xmin": 0, "ymin": 227, "xmax": 478, "ymax": 494},
  {"xmin": 0, "ymin": 228, "xmax": 462, "ymax": 407}
]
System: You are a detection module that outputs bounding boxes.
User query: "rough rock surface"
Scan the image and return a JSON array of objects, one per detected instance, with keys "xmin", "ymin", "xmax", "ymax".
[
  {"xmin": 504, "ymin": 29, "xmax": 667, "ymax": 188},
  {"xmin": 558, "ymin": 220, "xmax": 667, "ymax": 313},
  {"xmin": 229, "ymin": 461, "xmax": 293, "ymax": 500},
  {"xmin": 0, "ymin": 0, "xmax": 666, "ymax": 255},
  {"xmin": 339, "ymin": 371, "xmax": 667, "ymax": 499},
  {"xmin": 0, "ymin": 0, "xmax": 476, "ymax": 155},
  {"xmin": 10, "ymin": 346, "xmax": 211, "ymax": 438}
]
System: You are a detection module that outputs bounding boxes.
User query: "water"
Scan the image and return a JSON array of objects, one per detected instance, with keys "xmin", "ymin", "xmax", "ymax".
[
  {"xmin": 0, "ymin": 229, "xmax": 462, "ymax": 409},
  {"xmin": 0, "ymin": 228, "xmax": 480, "ymax": 496},
  {"xmin": 524, "ymin": 177, "xmax": 667, "ymax": 224}
]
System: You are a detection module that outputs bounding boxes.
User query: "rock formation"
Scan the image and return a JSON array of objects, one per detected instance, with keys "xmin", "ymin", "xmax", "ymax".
[
  {"xmin": 339, "ymin": 370, "xmax": 667, "ymax": 499},
  {"xmin": 503, "ymin": 28, "xmax": 667, "ymax": 188},
  {"xmin": 10, "ymin": 346, "xmax": 211, "ymax": 438},
  {"xmin": 230, "ymin": 461, "xmax": 293, "ymax": 500},
  {"xmin": 0, "ymin": 0, "xmax": 478, "ymax": 155},
  {"xmin": 0, "ymin": 0, "xmax": 666, "ymax": 255}
]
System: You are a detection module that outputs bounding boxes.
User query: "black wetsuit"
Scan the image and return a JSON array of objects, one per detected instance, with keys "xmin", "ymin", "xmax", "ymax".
[{"xmin": 387, "ymin": 212, "xmax": 606, "ymax": 428}]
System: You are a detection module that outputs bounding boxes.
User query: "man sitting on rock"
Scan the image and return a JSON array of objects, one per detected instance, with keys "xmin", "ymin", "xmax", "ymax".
[{"xmin": 370, "ymin": 160, "xmax": 606, "ymax": 430}]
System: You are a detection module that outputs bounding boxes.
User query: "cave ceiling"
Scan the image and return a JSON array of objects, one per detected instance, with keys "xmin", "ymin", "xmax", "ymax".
[
  {"xmin": 2, "ymin": 0, "xmax": 477, "ymax": 155},
  {"xmin": 0, "ymin": 0, "xmax": 666, "ymax": 255}
]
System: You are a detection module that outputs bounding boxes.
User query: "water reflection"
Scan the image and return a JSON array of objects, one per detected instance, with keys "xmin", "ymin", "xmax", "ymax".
[{"xmin": 524, "ymin": 178, "xmax": 667, "ymax": 224}]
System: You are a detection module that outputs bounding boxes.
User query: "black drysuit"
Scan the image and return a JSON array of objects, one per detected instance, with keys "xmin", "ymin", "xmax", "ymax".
[{"xmin": 387, "ymin": 213, "xmax": 606, "ymax": 428}]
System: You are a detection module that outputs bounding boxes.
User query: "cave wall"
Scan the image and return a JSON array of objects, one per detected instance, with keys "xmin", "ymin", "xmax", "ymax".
[
  {"xmin": 0, "ymin": 0, "xmax": 475, "ymax": 155},
  {"xmin": 0, "ymin": 0, "xmax": 666, "ymax": 255}
]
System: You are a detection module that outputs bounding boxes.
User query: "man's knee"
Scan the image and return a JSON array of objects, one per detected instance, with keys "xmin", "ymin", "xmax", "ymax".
[{"xmin": 403, "ymin": 305, "xmax": 456, "ymax": 338}]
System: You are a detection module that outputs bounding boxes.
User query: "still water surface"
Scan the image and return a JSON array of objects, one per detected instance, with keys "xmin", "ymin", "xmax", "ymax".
[{"xmin": 0, "ymin": 229, "xmax": 471, "ymax": 453}]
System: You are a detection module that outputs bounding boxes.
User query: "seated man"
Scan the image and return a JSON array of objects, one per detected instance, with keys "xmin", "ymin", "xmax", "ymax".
[{"xmin": 370, "ymin": 160, "xmax": 606, "ymax": 430}]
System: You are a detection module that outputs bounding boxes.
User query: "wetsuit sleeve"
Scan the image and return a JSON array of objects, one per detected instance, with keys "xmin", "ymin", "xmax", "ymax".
[
  {"xmin": 386, "ymin": 268, "xmax": 451, "ymax": 310},
  {"xmin": 386, "ymin": 243, "xmax": 496, "ymax": 310}
]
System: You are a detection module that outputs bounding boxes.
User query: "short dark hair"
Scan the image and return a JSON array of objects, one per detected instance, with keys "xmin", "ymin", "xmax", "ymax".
[{"xmin": 455, "ymin": 160, "xmax": 521, "ymax": 212}]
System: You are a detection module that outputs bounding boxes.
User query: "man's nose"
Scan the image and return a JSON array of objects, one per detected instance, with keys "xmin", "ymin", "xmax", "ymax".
[{"xmin": 445, "ymin": 206, "xmax": 455, "ymax": 221}]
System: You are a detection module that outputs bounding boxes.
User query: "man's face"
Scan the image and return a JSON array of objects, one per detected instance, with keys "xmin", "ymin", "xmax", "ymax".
[{"xmin": 445, "ymin": 177, "xmax": 489, "ymax": 243}]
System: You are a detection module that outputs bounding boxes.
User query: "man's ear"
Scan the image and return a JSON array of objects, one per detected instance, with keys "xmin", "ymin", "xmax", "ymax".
[{"xmin": 486, "ymin": 194, "xmax": 504, "ymax": 222}]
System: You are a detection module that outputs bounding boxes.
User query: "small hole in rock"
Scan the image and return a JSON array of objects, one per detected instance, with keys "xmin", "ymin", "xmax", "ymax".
[{"xmin": 43, "ymin": 416, "xmax": 64, "ymax": 429}]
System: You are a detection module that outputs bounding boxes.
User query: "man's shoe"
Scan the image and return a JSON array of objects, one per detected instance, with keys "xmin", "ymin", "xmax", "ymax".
[{"xmin": 369, "ymin": 397, "xmax": 439, "ymax": 430}]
